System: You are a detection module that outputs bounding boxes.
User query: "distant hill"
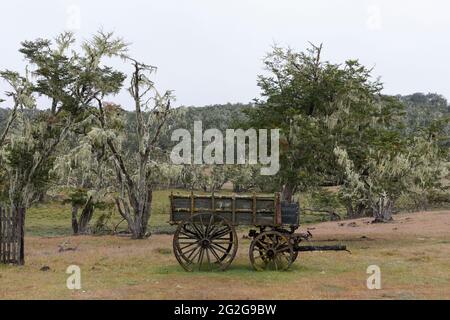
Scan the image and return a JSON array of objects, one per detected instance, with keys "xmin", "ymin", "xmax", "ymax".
[
  {"xmin": 398, "ymin": 93, "xmax": 450, "ymax": 134},
  {"xmin": 2, "ymin": 95, "xmax": 449, "ymax": 139}
]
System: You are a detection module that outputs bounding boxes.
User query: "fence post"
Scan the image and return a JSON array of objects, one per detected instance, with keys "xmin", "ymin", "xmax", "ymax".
[
  {"xmin": 16, "ymin": 208, "xmax": 25, "ymax": 265},
  {"xmin": 0, "ymin": 207, "xmax": 3, "ymax": 263}
]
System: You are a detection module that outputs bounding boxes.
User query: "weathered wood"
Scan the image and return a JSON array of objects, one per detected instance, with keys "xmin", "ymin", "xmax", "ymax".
[
  {"xmin": 0, "ymin": 206, "xmax": 25, "ymax": 265},
  {"xmin": 231, "ymin": 195, "xmax": 236, "ymax": 224},
  {"xmin": 170, "ymin": 193, "xmax": 298, "ymax": 227},
  {"xmin": 275, "ymin": 193, "xmax": 281, "ymax": 225},
  {"xmin": 295, "ymin": 245, "xmax": 347, "ymax": 252},
  {"xmin": 18, "ymin": 208, "xmax": 25, "ymax": 265},
  {"xmin": 7, "ymin": 208, "xmax": 11, "ymax": 262},
  {"xmin": 0, "ymin": 207, "xmax": 4, "ymax": 263}
]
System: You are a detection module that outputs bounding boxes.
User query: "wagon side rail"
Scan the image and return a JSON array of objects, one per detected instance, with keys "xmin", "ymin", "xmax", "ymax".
[{"xmin": 169, "ymin": 192, "xmax": 289, "ymax": 227}]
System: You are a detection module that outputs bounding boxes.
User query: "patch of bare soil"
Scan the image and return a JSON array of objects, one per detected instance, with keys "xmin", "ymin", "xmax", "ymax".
[{"xmin": 304, "ymin": 210, "xmax": 450, "ymax": 241}]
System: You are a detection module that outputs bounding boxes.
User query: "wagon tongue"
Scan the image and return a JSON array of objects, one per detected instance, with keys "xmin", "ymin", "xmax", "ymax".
[{"xmin": 296, "ymin": 244, "xmax": 348, "ymax": 252}]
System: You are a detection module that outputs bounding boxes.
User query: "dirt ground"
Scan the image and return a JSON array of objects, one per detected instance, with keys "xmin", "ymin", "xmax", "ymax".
[{"xmin": 0, "ymin": 210, "xmax": 449, "ymax": 300}]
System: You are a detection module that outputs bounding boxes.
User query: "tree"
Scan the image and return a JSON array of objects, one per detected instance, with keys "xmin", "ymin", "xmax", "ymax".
[
  {"xmin": 228, "ymin": 164, "xmax": 259, "ymax": 192},
  {"xmin": 0, "ymin": 71, "xmax": 35, "ymax": 203},
  {"xmin": 334, "ymin": 92, "xmax": 449, "ymax": 222},
  {"xmin": 244, "ymin": 44, "xmax": 388, "ymax": 203},
  {"xmin": 199, "ymin": 165, "xmax": 232, "ymax": 192},
  {"xmin": 335, "ymin": 134, "xmax": 448, "ymax": 222},
  {"xmin": 406, "ymin": 134, "xmax": 449, "ymax": 210},
  {"xmin": 53, "ymin": 116, "xmax": 116, "ymax": 234},
  {"xmin": 0, "ymin": 71, "xmax": 32, "ymax": 148},
  {"xmin": 0, "ymin": 32, "xmax": 125, "ymax": 208},
  {"xmin": 92, "ymin": 58, "xmax": 173, "ymax": 239},
  {"xmin": 400, "ymin": 93, "xmax": 449, "ymax": 136}
]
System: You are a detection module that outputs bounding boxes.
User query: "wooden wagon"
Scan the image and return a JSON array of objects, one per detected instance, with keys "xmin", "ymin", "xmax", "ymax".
[{"xmin": 169, "ymin": 192, "xmax": 346, "ymax": 271}]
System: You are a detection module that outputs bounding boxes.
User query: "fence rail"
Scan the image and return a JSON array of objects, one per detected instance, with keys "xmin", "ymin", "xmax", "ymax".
[{"xmin": 0, "ymin": 207, "xmax": 25, "ymax": 265}]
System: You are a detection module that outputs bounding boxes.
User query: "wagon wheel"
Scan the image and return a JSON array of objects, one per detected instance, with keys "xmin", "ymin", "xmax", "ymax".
[
  {"xmin": 173, "ymin": 213, "xmax": 238, "ymax": 271},
  {"xmin": 249, "ymin": 230, "xmax": 294, "ymax": 271}
]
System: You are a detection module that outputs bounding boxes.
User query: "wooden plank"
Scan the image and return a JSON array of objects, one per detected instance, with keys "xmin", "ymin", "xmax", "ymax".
[
  {"xmin": 170, "ymin": 192, "xmax": 174, "ymax": 222},
  {"xmin": 13, "ymin": 208, "xmax": 19, "ymax": 263},
  {"xmin": 194, "ymin": 197, "xmax": 212, "ymax": 210},
  {"xmin": 172, "ymin": 198, "xmax": 191, "ymax": 209},
  {"xmin": 235, "ymin": 212, "xmax": 253, "ymax": 224},
  {"xmin": 18, "ymin": 208, "xmax": 25, "ymax": 265},
  {"xmin": 232, "ymin": 195, "xmax": 236, "ymax": 224},
  {"xmin": 2, "ymin": 207, "xmax": 5, "ymax": 263},
  {"xmin": 5, "ymin": 207, "xmax": 8, "ymax": 262},
  {"xmin": 255, "ymin": 213, "xmax": 277, "ymax": 225},
  {"xmin": 190, "ymin": 191, "xmax": 194, "ymax": 215},
  {"xmin": 11, "ymin": 207, "xmax": 15, "ymax": 263},
  {"xmin": 275, "ymin": 193, "xmax": 282, "ymax": 225},
  {"xmin": 172, "ymin": 194, "xmax": 275, "ymax": 201},
  {"xmin": 252, "ymin": 193, "xmax": 256, "ymax": 225},
  {"xmin": 235, "ymin": 198, "xmax": 253, "ymax": 210},
  {"xmin": 0, "ymin": 207, "xmax": 3, "ymax": 263},
  {"xmin": 13, "ymin": 208, "xmax": 17, "ymax": 263},
  {"xmin": 7, "ymin": 207, "xmax": 11, "ymax": 263},
  {"xmin": 10, "ymin": 207, "xmax": 14, "ymax": 263},
  {"xmin": 214, "ymin": 198, "xmax": 232, "ymax": 211}
]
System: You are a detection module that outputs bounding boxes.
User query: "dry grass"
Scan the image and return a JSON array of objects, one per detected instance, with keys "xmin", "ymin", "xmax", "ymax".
[{"xmin": 0, "ymin": 210, "xmax": 449, "ymax": 300}]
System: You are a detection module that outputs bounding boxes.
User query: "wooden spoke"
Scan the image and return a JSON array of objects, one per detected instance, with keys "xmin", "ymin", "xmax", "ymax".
[{"xmin": 179, "ymin": 240, "xmax": 200, "ymax": 251}]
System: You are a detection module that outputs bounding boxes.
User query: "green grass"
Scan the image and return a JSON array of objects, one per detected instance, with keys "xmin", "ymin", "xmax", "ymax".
[{"xmin": 26, "ymin": 202, "xmax": 73, "ymax": 236}]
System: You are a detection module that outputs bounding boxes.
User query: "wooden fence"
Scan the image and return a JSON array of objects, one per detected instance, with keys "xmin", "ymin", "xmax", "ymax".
[{"xmin": 0, "ymin": 207, "xmax": 25, "ymax": 265}]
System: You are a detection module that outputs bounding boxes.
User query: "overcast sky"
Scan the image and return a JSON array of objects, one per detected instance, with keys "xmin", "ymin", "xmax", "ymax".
[{"xmin": 1, "ymin": 0, "xmax": 449, "ymax": 109}]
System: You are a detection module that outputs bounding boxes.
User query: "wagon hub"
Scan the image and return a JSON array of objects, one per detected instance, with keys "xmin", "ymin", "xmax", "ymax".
[
  {"xmin": 201, "ymin": 238, "xmax": 211, "ymax": 248},
  {"xmin": 266, "ymin": 248, "xmax": 276, "ymax": 259}
]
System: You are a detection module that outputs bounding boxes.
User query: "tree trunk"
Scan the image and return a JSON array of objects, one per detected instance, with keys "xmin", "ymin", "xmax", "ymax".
[
  {"xmin": 281, "ymin": 183, "xmax": 295, "ymax": 203},
  {"xmin": 372, "ymin": 195, "xmax": 394, "ymax": 223},
  {"xmin": 71, "ymin": 205, "xmax": 79, "ymax": 234},
  {"xmin": 71, "ymin": 198, "xmax": 94, "ymax": 235},
  {"xmin": 345, "ymin": 200, "xmax": 355, "ymax": 218},
  {"xmin": 78, "ymin": 197, "xmax": 94, "ymax": 234},
  {"xmin": 129, "ymin": 207, "xmax": 150, "ymax": 239},
  {"xmin": 346, "ymin": 201, "xmax": 371, "ymax": 218},
  {"xmin": 128, "ymin": 188, "xmax": 153, "ymax": 239}
]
